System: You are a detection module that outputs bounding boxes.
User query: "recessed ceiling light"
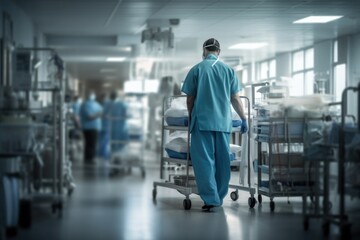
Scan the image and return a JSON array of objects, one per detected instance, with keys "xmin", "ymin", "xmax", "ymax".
[
  {"xmin": 228, "ymin": 43, "xmax": 268, "ymax": 50},
  {"xmin": 100, "ymin": 68, "xmax": 117, "ymax": 73},
  {"xmin": 121, "ymin": 46, "xmax": 132, "ymax": 52},
  {"xmin": 105, "ymin": 76, "xmax": 117, "ymax": 80},
  {"xmin": 106, "ymin": 57, "xmax": 126, "ymax": 62},
  {"xmin": 293, "ymin": 16, "xmax": 343, "ymax": 24}
]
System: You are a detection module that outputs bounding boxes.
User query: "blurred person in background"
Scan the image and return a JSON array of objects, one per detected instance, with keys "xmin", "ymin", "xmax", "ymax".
[
  {"xmin": 98, "ymin": 92, "xmax": 112, "ymax": 162},
  {"xmin": 107, "ymin": 90, "xmax": 129, "ymax": 155},
  {"xmin": 80, "ymin": 91, "xmax": 103, "ymax": 164}
]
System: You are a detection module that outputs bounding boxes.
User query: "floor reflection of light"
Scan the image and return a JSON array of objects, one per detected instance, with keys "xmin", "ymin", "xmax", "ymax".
[
  {"xmin": 121, "ymin": 192, "xmax": 154, "ymax": 240},
  {"xmin": 226, "ymin": 212, "xmax": 243, "ymax": 239}
]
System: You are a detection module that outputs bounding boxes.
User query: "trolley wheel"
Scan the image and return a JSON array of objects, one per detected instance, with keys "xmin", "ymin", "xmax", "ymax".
[
  {"xmin": 322, "ymin": 221, "xmax": 330, "ymax": 236},
  {"xmin": 230, "ymin": 191, "xmax": 239, "ymax": 201},
  {"xmin": 248, "ymin": 197, "xmax": 256, "ymax": 208},
  {"xmin": 258, "ymin": 194, "xmax": 262, "ymax": 204},
  {"xmin": 340, "ymin": 223, "xmax": 351, "ymax": 240},
  {"xmin": 183, "ymin": 199, "xmax": 191, "ymax": 210},
  {"xmin": 303, "ymin": 217, "xmax": 309, "ymax": 231},
  {"xmin": 152, "ymin": 189, "xmax": 157, "ymax": 200},
  {"xmin": 270, "ymin": 201, "xmax": 275, "ymax": 212}
]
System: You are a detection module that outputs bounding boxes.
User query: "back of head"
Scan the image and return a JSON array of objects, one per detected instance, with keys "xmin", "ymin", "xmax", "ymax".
[
  {"xmin": 203, "ymin": 38, "xmax": 221, "ymax": 52},
  {"xmin": 110, "ymin": 90, "xmax": 118, "ymax": 101}
]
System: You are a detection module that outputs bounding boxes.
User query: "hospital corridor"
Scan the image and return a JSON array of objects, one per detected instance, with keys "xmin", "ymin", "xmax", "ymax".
[{"xmin": 1, "ymin": 0, "xmax": 360, "ymax": 240}]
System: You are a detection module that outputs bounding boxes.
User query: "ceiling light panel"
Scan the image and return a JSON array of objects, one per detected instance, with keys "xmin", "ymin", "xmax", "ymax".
[
  {"xmin": 106, "ymin": 57, "xmax": 126, "ymax": 62},
  {"xmin": 293, "ymin": 16, "xmax": 343, "ymax": 24},
  {"xmin": 229, "ymin": 43, "xmax": 268, "ymax": 50}
]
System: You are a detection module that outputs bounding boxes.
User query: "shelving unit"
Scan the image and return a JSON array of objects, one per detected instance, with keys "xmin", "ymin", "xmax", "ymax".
[
  {"xmin": 152, "ymin": 95, "xmax": 195, "ymax": 210},
  {"xmin": 254, "ymin": 112, "xmax": 315, "ymax": 212}
]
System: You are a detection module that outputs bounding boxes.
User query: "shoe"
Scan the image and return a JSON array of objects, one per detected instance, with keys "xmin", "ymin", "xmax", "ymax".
[{"xmin": 201, "ymin": 205, "xmax": 215, "ymax": 212}]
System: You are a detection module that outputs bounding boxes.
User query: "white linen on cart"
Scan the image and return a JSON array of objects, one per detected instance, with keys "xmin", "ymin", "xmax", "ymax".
[
  {"xmin": 164, "ymin": 97, "xmax": 243, "ymax": 127},
  {"xmin": 164, "ymin": 131, "xmax": 242, "ymax": 160}
]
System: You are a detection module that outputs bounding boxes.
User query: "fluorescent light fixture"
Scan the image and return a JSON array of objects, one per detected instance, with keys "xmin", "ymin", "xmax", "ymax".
[
  {"xmin": 106, "ymin": 57, "xmax": 126, "ymax": 62},
  {"xmin": 102, "ymin": 83, "xmax": 112, "ymax": 87},
  {"xmin": 105, "ymin": 75, "xmax": 117, "ymax": 80},
  {"xmin": 121, "ymin": 46, "xmax": 132, "ymax": 52},
  {"xmin": 100, "ymin": 68, "xmax": 117, "ymax": 73},
  {"xmin": 229, "ymin": 42, "xmax": 268, "ymax": 50},
  {"xmin": 293, "ymin": 16, "xmax": 343, "ymax": 24}
]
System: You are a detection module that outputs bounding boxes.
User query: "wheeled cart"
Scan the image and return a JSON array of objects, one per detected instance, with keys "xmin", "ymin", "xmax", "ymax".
[
  {"xmin": 228, "ymin": 96, "xmax": 257, "ymax": 208},
  {"xmin": 303, "ymin": 84, "xmax": 360, "ymax": 239},
  {"xmin": 152, "ymin": 95, "xmax": 195, "ymax": 209},
  {"xmin": 254, "ymin": 111, "xmax": 317, "ymax": 212}
]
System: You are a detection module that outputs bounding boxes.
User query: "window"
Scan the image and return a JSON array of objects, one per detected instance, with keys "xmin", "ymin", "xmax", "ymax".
[
  {"xmin": 292, "ymin": 51, "xmax": 304, "ymax": 72},
  {"xmin": 258, "ymin": 59, "xmax": 276, "ymax": 82},
  {"xmin": 291, "ymin": 47, "xmax": 314, "ymax": 96},
  {"xmin": 334, "ymin": 64, "xmax": 346, "ymax": 101},
  {"xmin": 242, "ymin": 68, "xmax": 249, "ymax": 84},
  {"xmin": 333, "ymin": 40, "xmax": 346, "ymax": 101},
  {"xmin": 290, "ymin": 72, "xmax": 304, "ymax": 96},
  {"xmin": 333, "ymin": 40, "xmax": 338, "ymax": 63}
]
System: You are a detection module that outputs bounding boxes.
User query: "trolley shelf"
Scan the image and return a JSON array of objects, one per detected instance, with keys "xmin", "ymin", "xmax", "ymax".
[
  {"xmin": 163, "ymin": 157, "xmax": 190, "ymax": 165},
  {"xmin": 163, "ymin": 126, "xmax": 188, "ymax": 131}
]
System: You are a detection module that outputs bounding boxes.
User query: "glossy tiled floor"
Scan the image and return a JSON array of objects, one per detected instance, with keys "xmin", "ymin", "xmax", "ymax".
[{"xmin": 9, "ymin": 155, "xmax": 360, "ymax": 240}]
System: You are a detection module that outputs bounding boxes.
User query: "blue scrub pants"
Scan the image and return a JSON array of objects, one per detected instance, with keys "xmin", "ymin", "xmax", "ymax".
[
  {"xmin": 190, "ymin": 122, "xmax": 231, "ymax": 206},
  {"xmin": 98, "ymin": 130, "xmax": 110, "ymax": 160}
]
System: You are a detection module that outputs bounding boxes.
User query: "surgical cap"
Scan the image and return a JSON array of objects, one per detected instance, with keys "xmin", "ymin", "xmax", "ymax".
[{"xmin": 203, "ymin": 38, "xmax": 220, "ymax": 51}]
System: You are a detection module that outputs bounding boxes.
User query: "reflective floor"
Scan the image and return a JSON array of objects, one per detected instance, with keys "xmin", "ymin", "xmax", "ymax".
[{"xmin": 9, "ymin": 154, "xmax": 360, "ymax": 240}]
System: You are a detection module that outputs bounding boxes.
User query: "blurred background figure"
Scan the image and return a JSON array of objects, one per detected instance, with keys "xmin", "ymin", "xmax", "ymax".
[
  {"xmin": 158, "ymin": 76, "xmax": 181, "ymax": 98},
  {"xmin": 108, "ymin": 90, "xmax": 129, "ymax": 157},
  {"xmin": 71, "ymin": 95, "xmax": 82, "ymax": 129},
  {"xmin": 98, "ymin": 92, "xmax": 112, "ymax": 162},
  {"xmin": 80, "ymin": 91, "xmax": 103, "ymax": 164}
]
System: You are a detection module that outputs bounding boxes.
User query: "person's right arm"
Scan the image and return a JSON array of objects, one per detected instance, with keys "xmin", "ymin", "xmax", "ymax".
[{"xmin": 231, "ymin": 93, "xmax": 246, "ymax": 119}]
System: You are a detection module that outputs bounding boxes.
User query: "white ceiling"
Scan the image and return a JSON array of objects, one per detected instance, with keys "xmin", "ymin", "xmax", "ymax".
[{"xmin": 13, "ymin": 0, "xmax": 360, "ymax": 82}]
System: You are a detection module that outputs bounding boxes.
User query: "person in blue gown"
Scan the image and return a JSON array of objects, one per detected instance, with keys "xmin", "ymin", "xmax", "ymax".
[
  {"xmin": 181, "ymin": 38, "xmax": 248, "ymax": 211},
  {"xmin": 79, "ymin": 91, "xmax": 103, "ymax": 164}
]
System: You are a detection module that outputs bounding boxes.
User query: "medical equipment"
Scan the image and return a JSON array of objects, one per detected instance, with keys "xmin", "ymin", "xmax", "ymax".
[
  {"xmin": 0, "ymin": 43, "xmax": 75, "ymax": 238},
  {"xmin": 254, "ymin": 101, "xmax": 325, "ymax": 211},
  {"xmin": 303, "ymin": 83, "xmax": 360, "ymax": 239}
]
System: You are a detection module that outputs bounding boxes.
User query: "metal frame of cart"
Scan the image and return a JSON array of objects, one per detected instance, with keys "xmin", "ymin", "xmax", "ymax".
[
  {"xmin": 254, "ymin": 112, "xmax": 316, "ymax": 212},
  {"xmin": 153, "ymin": 95, "xmax": 194, "ymax": 210},
  {"xmin": 228, "ymin": 96, "xmax": 257, "ymax": 208}
]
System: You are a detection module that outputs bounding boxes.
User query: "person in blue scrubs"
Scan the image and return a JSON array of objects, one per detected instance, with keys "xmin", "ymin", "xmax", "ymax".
[
  {"xmin": 181, "ymin": 38, "xmax": 248, "ymax": 211},
  {"xmin": 80, "ymin": 91, "xmax": 103, "ymax": 164},
  {"xmin": 107, "ymin": 91, "xmax": 129, "ymax": 154},
  {"xmin": 98, "ymin": 93, "xmax": 112, "ymax": 161}
]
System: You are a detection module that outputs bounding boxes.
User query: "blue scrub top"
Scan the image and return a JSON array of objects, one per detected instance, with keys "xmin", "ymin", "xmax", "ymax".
[
  {"xmin": 181, "ymin": 54, "xmax": 240, "ymax": 133},
  {"xmin": 108, "ymin": 100, "xmax": 129, "ymax": 141},
  {"xmin": 101, "ymin": 100, "xmax": 113, "ymax": 132},
  {"xmin": 80, "ymin": 100, "xmax": 103, "ymax": 131},
  {"xmin": 72, "ymin": 101, "xmax": 81, "ymax": 116}
]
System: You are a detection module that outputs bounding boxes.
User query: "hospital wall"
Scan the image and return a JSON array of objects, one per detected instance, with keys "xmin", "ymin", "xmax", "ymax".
[{"xmin": 0, "ymin": 0, "xmax": 34, "ymax": 47}]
